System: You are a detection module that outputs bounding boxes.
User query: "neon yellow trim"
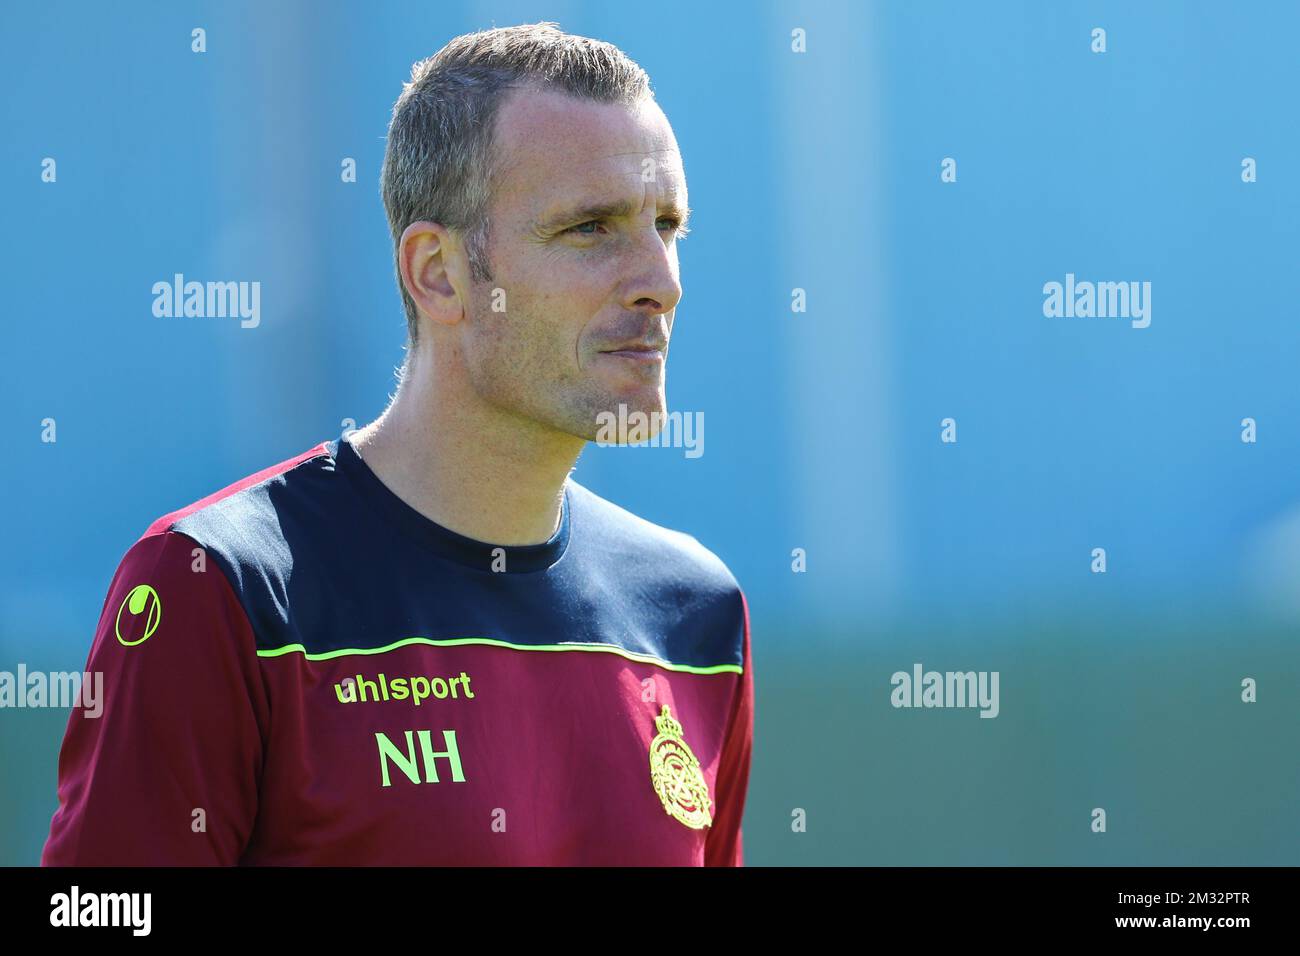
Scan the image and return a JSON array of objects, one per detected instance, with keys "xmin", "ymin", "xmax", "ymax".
[{"xmin": 257, "ymin": 635, "xmax": 741, "ymax": 675}]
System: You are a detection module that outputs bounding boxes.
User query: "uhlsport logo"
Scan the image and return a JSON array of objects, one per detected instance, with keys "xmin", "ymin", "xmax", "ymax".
[
  {"xmin": 115, "ymin": 585, "xmax": 161, "ymax": 647},
  {"xmin": 648, "ymin": 705, "xmax": 713, "ymax": 829}
]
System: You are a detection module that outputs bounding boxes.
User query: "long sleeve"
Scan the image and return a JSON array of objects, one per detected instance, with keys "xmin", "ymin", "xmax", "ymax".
[
  {"xmin": 42, "ymin": 529, "xmax": 269, "ymax": 866},
  {"xmin": 704, "ymin": 589, "xmax": 754, "ymax": 867}
]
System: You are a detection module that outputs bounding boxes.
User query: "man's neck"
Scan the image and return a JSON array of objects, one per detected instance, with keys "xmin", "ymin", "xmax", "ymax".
[{"xmin": 348, "ymin": 355, "xmax": 586, "ymax": 547}]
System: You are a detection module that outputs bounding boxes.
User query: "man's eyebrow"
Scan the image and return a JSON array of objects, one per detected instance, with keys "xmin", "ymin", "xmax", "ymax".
[{"xmin": 534, "ymin": 196, "xmax": 692, "ymax": 231}]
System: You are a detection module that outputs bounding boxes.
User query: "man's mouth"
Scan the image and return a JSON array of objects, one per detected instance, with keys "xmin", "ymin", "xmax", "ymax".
[
  {"xmin": 600, "ymin": 346, "xmax": 664, "ymax": 362},
  {"xmin": 599, "ymin": 336, "xmax": 667, "ymax": 361}
]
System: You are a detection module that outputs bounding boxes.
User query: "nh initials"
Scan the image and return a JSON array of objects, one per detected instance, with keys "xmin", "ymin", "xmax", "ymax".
[{"xmin": 375, "ymin": 729, "xmax": 466, "ymax": 787}]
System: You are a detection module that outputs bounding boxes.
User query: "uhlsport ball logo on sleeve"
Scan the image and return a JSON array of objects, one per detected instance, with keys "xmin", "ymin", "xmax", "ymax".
[
  {"xmin": 648, "ymin": 705, "xmax": 713, "ymax": 829},
  {"xmin": 115, "ymin": 584, "xmax": 161, "ymax": 647}
]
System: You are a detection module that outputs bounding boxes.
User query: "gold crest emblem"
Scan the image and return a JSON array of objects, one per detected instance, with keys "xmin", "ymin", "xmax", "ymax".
[{"xmin": 648, "ymin": 705, "xmax": 713, "ymax": 829}]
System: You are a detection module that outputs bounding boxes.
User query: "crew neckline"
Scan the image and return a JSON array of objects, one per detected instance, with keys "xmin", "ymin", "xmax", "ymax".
[{"xmin": 329, "ymin": 435, "xmax": 571, "ymax": 574}]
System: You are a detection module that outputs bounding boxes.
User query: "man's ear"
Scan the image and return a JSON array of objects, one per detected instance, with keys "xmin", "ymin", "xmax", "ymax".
[{"xmin": 398, "ymin": 221, "xmax": 468, "ymax": 330}]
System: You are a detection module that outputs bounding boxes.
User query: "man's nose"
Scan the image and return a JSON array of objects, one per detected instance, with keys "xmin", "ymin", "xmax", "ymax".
[{"xmin": 620, "ymin": 221, "xmax": 682, "ymax": 317}]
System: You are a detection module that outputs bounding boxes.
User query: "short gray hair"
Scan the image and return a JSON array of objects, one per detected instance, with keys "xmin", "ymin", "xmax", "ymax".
[{"xmin": 381, "ymin": 22, "xmax": 653, "ymax": 346}]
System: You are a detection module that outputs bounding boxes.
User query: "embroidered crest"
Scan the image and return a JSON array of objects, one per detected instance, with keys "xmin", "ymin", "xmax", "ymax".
[{"xmin": 648, "ymin": 705, "xmax": 713, "ymax": 829}]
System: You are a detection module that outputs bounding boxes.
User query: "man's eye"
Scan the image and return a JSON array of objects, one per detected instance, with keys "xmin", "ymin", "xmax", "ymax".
[{"xmin": 562, "ymin": 219, "xmax": 687, "ymax": 239}]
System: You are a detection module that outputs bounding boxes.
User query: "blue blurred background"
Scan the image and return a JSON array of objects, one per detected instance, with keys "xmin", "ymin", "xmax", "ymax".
[{"xmin": 3, "ymin": 0, "xmax": 1297, "ymax": 865}]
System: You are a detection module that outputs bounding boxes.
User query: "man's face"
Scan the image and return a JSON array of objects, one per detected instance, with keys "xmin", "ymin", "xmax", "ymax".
[{"xmin": 458, "ymin": 86, "xmax": 688, "ymax": 441}]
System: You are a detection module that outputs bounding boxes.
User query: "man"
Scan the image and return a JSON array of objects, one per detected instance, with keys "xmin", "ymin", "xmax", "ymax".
[{"xmin": 42, "ymin": 22, "xmax": 753, "ymax": 866}]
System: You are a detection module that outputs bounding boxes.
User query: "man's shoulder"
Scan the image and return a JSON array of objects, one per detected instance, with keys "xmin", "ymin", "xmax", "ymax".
[
  {"xmin": 120, "ymin": 440, "xmax": 341, "ymax": 601},
  {"xmin": 564, "ymin": 479, "xmax": 747, "ymax": 672},
  {"xmin": 144, "ymin": 440, "xmax": 336, "ymax": 541},
  {"xmin": 564, "ymin": 477, "xmax": 741, "ymax": 598}
]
